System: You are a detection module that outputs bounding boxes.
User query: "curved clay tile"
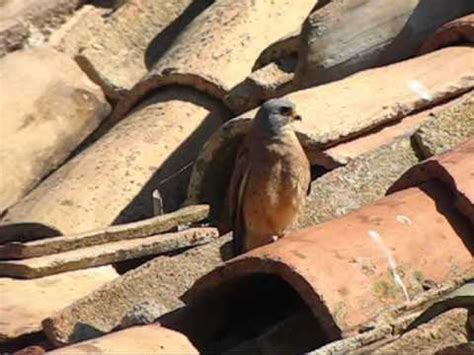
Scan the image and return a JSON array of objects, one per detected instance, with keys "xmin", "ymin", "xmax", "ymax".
[
  {"xmin": 389, "ymin": 136, "xmax": 474, "ymax": 225},
  {"xmin": 0, "ymin": 0, "xmax": 84, "ymax": 57},
  {"xmin": 48, "ymin": 324, "xmax": 198, "ymax": 354},
  {"xmin": 225, "ymin": 4, "xmax": 474, "ymax": 114},
  {"xmin": 0, "ymin": 48, "xmax": 110, "ymax": 215},
  {"xmin": 0, "ymin": 1, "xmax": 315, "ymax": 237},
  {"xmin": 295, "ymin": 0, "xmax": 474, "ymax": 87},
  {"xmin": 186, "ymin": 47, "xmax": 474, "ymax": 213},
  {"xmin": 2, "ymin": 88, "xmax": 229, "ymax": 236},
  {"xmin": 419, "ymin": 14, "xmax": 474, "ymax": 55},
  {"xmin": 54, "ymin": 0, "xmax": 209, "ymax": 101},
  {"xmin": 113, "ymin": 0, "xmax": 315, "ymax": 119},
  {"xmin": 184, "ymin": 181, "xmax": 474, "ymax": 339}
]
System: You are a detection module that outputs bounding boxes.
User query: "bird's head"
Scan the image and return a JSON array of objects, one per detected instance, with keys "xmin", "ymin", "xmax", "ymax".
[{"xmin": 255, "ymin": 98, "xmax": 302, "ymax": 136}]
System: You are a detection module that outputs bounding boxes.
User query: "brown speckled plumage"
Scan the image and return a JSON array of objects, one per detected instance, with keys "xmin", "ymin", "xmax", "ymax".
[{"xmin": 227, "ymin": 99, "xmax": 310, "ymax": 255}]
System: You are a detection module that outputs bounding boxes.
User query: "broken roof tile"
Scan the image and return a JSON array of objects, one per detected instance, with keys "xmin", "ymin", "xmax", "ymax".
[
  {"xmin": 43, "ymin": 235, "xmax": 232, "ymax": 346},
  {"xmin": 0, "ymin": 205, "xmax": 209, "ymax": 257},
  {"xmin": 0, "ymin": 227, "xmax": 218, "ymax": 278}
]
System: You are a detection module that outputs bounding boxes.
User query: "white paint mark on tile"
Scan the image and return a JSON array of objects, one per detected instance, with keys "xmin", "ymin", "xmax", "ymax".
[
  {"xmin": 396, "ymin": 215, "xmax": 412, "ymax": 226},
  {"xmin": 368, "ymin": 230, "xmax": 410, "ymax": 301},
  {"xmin": 368, "ymin": 230, "xmax": 380, "ymax": 239},
  {"xmin": 408, "ymin": 80, "xmax": 432, "ymax": 100}
]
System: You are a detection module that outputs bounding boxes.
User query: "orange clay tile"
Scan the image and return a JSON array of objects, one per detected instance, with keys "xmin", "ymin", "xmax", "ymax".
[
  {"xmin": 419, "ymin": 14, "xmax": 474, "ymax": 54},
  {"xmin": 390, "ymin": 136, "xmax": 474, "ymax": 224},
  {"xmin": 184, "ymin": 181, "xmax": 474, "ymax": 339},
  {"xmin": 47, "ymin": 324, "xmax": 198, "ymax": 354}
]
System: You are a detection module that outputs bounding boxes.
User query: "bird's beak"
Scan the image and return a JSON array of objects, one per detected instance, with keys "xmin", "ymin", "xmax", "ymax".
[{"xmin": 292, "ymin": 110, "xmax": 302, "ymax": 121}]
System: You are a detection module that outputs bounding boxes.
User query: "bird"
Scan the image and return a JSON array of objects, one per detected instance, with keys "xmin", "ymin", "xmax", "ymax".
[{"xmin": 226, "ymin": 98, "xmax": 311, "ymax": 255}]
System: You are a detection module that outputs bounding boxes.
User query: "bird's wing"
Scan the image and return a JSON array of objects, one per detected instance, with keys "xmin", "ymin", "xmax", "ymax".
[{"xmin": 228, "ymin": 145, "xmax": 251, "ymax": 255}]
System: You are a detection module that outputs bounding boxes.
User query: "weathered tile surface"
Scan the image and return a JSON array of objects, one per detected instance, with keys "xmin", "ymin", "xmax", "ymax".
[
  {"xmin": 187, "ymin": 47, "xmax": 474, "ymax": 214},
  {"xmin": 1, "ymin": 0, "xmax": 473, "ymax": 353},
  {"xmin": 114, "ymin": 0, "xmax": 315, "ymax": 118},
  {"xmin": 391, "ymin": 136, "xmax": 474, "ymax": 224},
  {"xmin": 186, "ymin": 182, "xmax": 474, "ymax": 339},
  {"xmin": 413, "ymin": 92, "xmax": 473, "ymax": 158},
  {"xmin": 51, "ymin": 0, "xmax": 210, "ymax": 100},
  {"xmin": 292, "ymin": 47, "xmax": 474, "ymax": 148},
  {"xmin": 297, "ymin": 137, "xmax": 419, "ymax": 228},
  {"xmin": 372, "ymin": 309, "xmax": 471, "ymax": 354},
  {"xmin": 0, "ymin": 228, "xmax": 218, "ymax": 278},
  {"xmin": 0, "ymin": 0, "xmax": 84, "ymax": 57},
  {"xmin": 323, "ymin": 96, "xmax": 467, "ymax": 165},
  {"xmin": 43, "ymin": 235, "xmax": 232, "ymax": 346},
  {"xmin": 0, "ymin": 266, "xmax": 117, "ymax": 342},
  {"xmin": 295, "ymin": 0, "xmax": 474, "ymax": 86},
  {"xmin": 48, "ymin": 325, "xmax": 198, "ymax": 354},
  {"xmin": 3, "ymin": 88, "xmax": 230, "ymax": 235},
  {"xmin": 0, "ymin": 48, "xmax": 110, "ymax": 215},
  {"xmin": 0, "ymin": 205, "xmax": 209, "ymax": 258}
]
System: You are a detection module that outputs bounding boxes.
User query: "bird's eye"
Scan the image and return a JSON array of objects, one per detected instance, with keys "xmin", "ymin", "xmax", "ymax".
[{"xmin": 279, "ymin": 106, "xmax": 292, "ymax": 116}]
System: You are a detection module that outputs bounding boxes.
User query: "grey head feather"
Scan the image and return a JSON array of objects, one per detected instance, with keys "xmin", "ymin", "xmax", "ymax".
[{"xmin": 254, "ymin": 98, "xmax": 299, "ymax": 136}]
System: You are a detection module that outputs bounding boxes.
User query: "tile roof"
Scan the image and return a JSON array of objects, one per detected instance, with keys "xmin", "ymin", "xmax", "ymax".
[
  {"xmin": 390, "ymin": 136, "xmax": 474, "ymax": 224},
  {"xmin": 47, "ymin": 324, "xmax": 199, "ymax": 354},
  {"xmin": 419, "ymin": 14, "xmax": 474, "ymax": 54},
  {"xmin": 187, "ymin": 54, "xmax": 473, "ymax": 218},
  {"xmin": 0, "ymin": 48, "xmax": 110, "ymax": 214},
  {"xmin": 184, "ymin": 181, "xmax": 473, "ymax": 339},
  {"xmin": 295, "ymin": 0, "xmax": 474, "ymax": 86},
  {"xmin": 0, "ymin": 0, "xmax": 472, "ymax": 352}
]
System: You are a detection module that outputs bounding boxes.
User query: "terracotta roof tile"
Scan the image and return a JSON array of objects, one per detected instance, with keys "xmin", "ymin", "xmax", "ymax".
[
  {"xmin": 0, "ymin": 48, "xmax": 110, "ymax": 215},
  {"xmin": 42, "ymin": 235, "xmax": 232, "ymax": 346},
  {"xmin": 0, "ymin": 227, "xmax": 218, "ymax": 278},
  {"xmin": 419, "ymin": 14, "xmax": 474, "ymax": 54},
  {"xmin": 1, "ymin": 0, "xmax": 473, "ymax": 352},
  {"xmin": 2, "ymin": 88, "xmax": 230, "ymax": 235},
  {"xmin": 0, "ymin": 0, "xmax": 84, "ymax": 57},
  {"xmin": 187, "ymin": 49, "xmax": 474, "ymax": 216},
  {"xmin": 184, "ymin": 181, "xmax": 473, "ymax": 339},
  {"xmin": 0, "ymin": 266, "xmax": 117, "ymax": 343},
  {"xmin": 47, "ymin": 324, "xmax": 198, "ymax": 354},
  {"xmin": 114, "ymin": 0, "xmax": 315, "ymax": 119},
  {"xmin": 49, "ymin": 0, "xmax": 205, "ymax": 101},
  {"xmin": 295, "ymin": 0, "xmax": 474, "ymax": 87},
  {"xmin": 390, "ymin": 136, "xmax": 474, "ymax": 224}
]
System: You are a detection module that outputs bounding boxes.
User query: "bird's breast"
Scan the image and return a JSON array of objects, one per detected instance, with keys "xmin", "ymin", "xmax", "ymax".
[{"xmin": 245, "ymin": 134, "xmax": 310, "ymax": 214}]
